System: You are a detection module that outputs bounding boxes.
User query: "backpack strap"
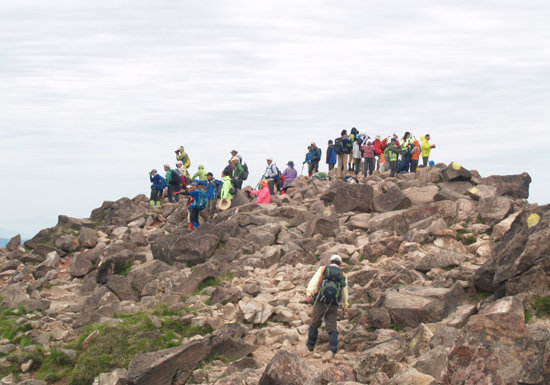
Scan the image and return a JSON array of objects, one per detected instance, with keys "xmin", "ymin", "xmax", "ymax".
[{"xmin": 316, "ymin": 266, "xmax": 326, "ymax": 294}]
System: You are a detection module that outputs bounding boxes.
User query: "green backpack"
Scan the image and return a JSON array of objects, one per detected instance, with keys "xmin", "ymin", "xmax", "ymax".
[{"xmin": 316, "ymin": 266, "xmax": 344, "ymax": 305}]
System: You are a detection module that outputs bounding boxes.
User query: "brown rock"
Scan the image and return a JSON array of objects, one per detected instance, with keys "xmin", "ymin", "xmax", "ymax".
[
  {"xmin": 373, "ymin": 182, "xmax": 411, "ymax": 213},
  {"xmin": 258, "ymin": 350, "xmax": 306, "ymax": 385},
  {"xmin": 481, "ymin": 172, "xmax": 531, "ymax": 199},
  {"xmin": 5, "ymin": 234, "xmax": 21, "ymax": 252}
]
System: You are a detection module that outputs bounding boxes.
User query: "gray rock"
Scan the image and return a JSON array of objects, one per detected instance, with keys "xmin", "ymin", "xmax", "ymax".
[
  {"xmin": 413, "ymin": 250, "xmax": 467, "ymax": 272},
  {"xmin": 106, "ymin": 275, "xmax": 138, "ymax": 301},
  {"xmin": 333, "ymin": 183, "xmax": 374, "ymax": 213},
  {"xmin": 79, "ymin": 227, "xmax": 98, "ymax": 249},
  {"xmin": 54, "ymin": 235, "xmax": 79, "ymax": 252},
  {"xmin": 373, "ymin": 182, "xmax": 411, "ymax": 213},
  {"xmin": 441, "ymin": 161, "xmax": 472, "ymax": 182},
  {"xmin": 481, "ymin": 172, "xmax": 531, "ymax": 199},
  {"xmin": 70, "ymin": 253, "xmax": 93, "ymax": 277},
  {"xmin": 414, "ymin": 346, "xmax": 449, "ymax": 381},
  {"xmin": 258, "ymin": 350, "xmax": 306, "ymax": 385},
  {"xmin": 5, "ymin": 235, "xmax": 21, "ymax": 252},
  {"xmin": 90, "ymin": 197, "xmax": 149, "ymax": 227},
  {"xmin": 477, "ymin": 196, "xmax": 513, "ymax": 225},
  {"xmin": 304, "ymin": 206, "xmax": 339, "ymax": 238},
  {"xmin": 402, "ymin": 186, "xmax": 438, "ymax": 206},
  {"xmin": 354, "ymin": 339, "xmax": 404, "ymax": 383},
  {"xmin": 152, "ymin": 228, "xmax": 220, "ymax": 266}
]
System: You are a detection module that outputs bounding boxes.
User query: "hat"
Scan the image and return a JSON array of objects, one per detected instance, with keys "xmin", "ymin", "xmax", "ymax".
[
  {"xmin": 287, "ymin": 161, "xmax": 294, "ymax": 167},
  {"xmin": 391, "ymin": 137, "xmax": 397, "ymax": 142},
  {"xmin": 217, "ymin": 198, "xmax": 232, "ymax": 211},
  {"xmin": 187, "ymin": 182, "xmax": 198, "ymax": 188},
  {"xmin": 375, "ymin": 135, "xmax": 381, "ymax": 140},
  {"xmin": 230, "ymin": 150, "xmax": 238, "ymax": 154},
  {"xmin": 266, "ymin": 157, "xmax": 273, "ymax": 161},
  {"xmin": 176, "ymin": 161, "xmax": 183, "ymax": 165},
  {"xmin": 150, "ymin": 169, "xmax": 157, "ymax": 173},
  {"xmin": 330, "ymin": 255, "xmax": 342, "ymax": 265},
  {"xmin": 164, "ymin": 164, "xmax": 170, "ymax": 168}
]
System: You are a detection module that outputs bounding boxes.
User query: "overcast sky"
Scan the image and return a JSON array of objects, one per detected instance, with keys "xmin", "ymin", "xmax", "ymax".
[{"xmin": 1, "ymin": 0, "xmax": 549, "ymax": 239}]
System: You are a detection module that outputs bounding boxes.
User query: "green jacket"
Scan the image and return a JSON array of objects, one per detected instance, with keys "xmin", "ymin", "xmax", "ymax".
[
  {"xmin": 165, "ymin": 168, "xmax": 172, "ymax": 185},
  {"xmin": 192, "ymin": 164, "xmax": 207, "ymax": 181},
  {"xmin": 385, "ymin": 144, "xmax": 399, "ymax": 161},
  {"xmin": 420, "ymin": 136, "xmax": 431, "ymax": 157},
  {"xmin": 233, "ymin": 161, "xmax": 244, "ymax": 180},
  {"xmin": 220, "ymin": 176, "xmax": 234, "ymax": 199},
  {"xmin": 176, "ymin": 152, "xmax": 191, "ymax": 169}
]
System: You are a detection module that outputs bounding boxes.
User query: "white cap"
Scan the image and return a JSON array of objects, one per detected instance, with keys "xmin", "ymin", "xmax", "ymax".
[
  {"xmin": 330, "ymin": 255, "xmax": 342, "ymax": 265},
  {"xmin": 266, "ymin": 157, "xmax": 273, "ymax": 161}
]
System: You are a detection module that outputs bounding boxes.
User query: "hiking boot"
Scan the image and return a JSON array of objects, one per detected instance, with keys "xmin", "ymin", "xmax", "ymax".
[
  {"xmin": 328, "ymin": 331, "xmax": 338, "ymax": 354},
  {"xmin": 188, "ymin": 223, "xmax": 193, "ymax": 230},
  {"xmin": 306, "ymin": 327, "xmax": 318, "ymax": 352},
  {"xmin": 306, "ymin": 342, "xmax": 314, "ymax": 352}
]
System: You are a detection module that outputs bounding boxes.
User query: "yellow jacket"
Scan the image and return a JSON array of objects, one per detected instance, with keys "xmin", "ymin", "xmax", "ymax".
[
  {"xmin": 306, "ymin": 265, "xmax": 349, "ymax": 309},
  {"xmin": 420, "ymin": 136, "xmax": 431, "ymax": 157}
]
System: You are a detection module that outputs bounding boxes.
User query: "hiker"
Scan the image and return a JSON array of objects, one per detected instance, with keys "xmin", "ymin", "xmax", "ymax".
[
  {"xmin": 195, "ymin": 172, "xmax": 222, "ymax": 219},
  {"xmin": 281, "ymin": 161, "xmax": 297, "ymax": 193},
  {"xmin": 163, "ymin": 164, "xmax": 178, "ymax": 203},
  {"xmin": 308, "ymin": 142, "xmax": 322, "ymax": 176},
  {"xmin": 181, "ymin": 182, "xmax": 207, "ymax": 229},
  {"xmin": 264, "ymin": 157, "xmax": 279, "ymax": 195},
  {"xmin": 175, "ymin": 161, "xmax": 188, "ymax": 191},
  {"xmin": 326, "ymin": 140, "xmax": 336, "ymax": 171},
  {"xmin": 373, "ymin": 135, "xmax": 383, "ymax": 171},
  {"xmin": 149, "ymin": 169, "xmax": 166, "ymax": 207},
  {"xmin": 334, "ymin": 130, "xmax": 351, "ymax": 178},
  {"xmin": 384, "ymin": 138, "xmax": 400, "ymax": 177},
  {"xmin": 220, "ymin": 168, "xmax": 234, "ymax": 200},
  {"xmin": 303, "ymin": 146, "xmax": 311, "ymax": 174},
  {"xmin": 230, "ymin": 157, "xmax": 244, "ymax": 190},
  {"xmin": 305, "ymin": 254, "xmax": 348, "ymax": 355},
  {"xmin": 192, "ymin": 164, "xmax": 207, "ymax": 181},
  {"xmin": 362, "ymin": 140, "xmax": 375, "ymax": 176},
  {"xmin": 175, "ymin": 146, "xmax": 191, "ymax": 177},
  {"xmin": 352, "ymin": 136, "xmax": 363, "ymax": 175},
  {"xmin": 420, "ymin": 134, "xmax": 436, "ymax": 167},
  {"xmin": 409, "ymin": 137, "xmax": 421, "ymax": 172},
  {"xmin": 347, "ymin": 127, "xmax": 359, "ymax": 171},
  {"xmin": 246, "ymin": 179, "xmax": 271, "ymax": 204}
]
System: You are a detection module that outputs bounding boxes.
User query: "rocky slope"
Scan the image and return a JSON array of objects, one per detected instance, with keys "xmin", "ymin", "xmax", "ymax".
[{"xmin": 0, "ymin": 162, "xmax": 548, "ymax": 385}]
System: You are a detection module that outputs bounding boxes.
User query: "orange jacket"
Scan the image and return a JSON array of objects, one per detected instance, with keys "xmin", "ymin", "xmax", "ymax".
[{"xmin": 410, "ymin": 139, "xmax": 421, "ymax": 161}]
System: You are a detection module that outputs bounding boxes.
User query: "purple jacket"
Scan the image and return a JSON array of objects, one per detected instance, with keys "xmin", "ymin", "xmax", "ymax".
[{"xmin": 282, "ymin": 167, "xmax": 297, "ymax": 183}]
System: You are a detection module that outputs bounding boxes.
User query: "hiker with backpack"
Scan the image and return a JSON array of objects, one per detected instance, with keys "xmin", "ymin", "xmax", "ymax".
[
  {"xmin": 220, "ymin": 167, "xmax": 235, "ymax": 201},
  {"xmin": 308, "ymin": 142, "xmax": 322, "ymax": 177},
  {"xmin": 334, "ymin": 130, "xmax": 351, "ymax": 178},
  {"xmin": 175, "ymin": 161, "xmax": 188, "ymax": 192},
  {"xmin": 181, "ymin": 182, "xmax": 207, "ymax": 229},
  {"xmin": 326, "ymin": 140, "xmax": 337, "ymax": 171},
  {"xmin": 149, "ymin": 169, "xmax": 166, "ymax": 207},
  {"xmin": 305, "ymin": 254, "xmax": 348, "ymax": 356},
  {"xmin": 384, "ymin": 137, "xmax": 400, "ymax": 177},
  {"xmin": 195, "ymin": 172, "xmax": 223, "ymax": 219},
  {"xmin": 164, "ymin": 164, "xmax": 179, "ymax": 203},
  {"xmin": 362, "ymin": 140, "xmax": 376, "ymax": 176},
  {"xmin": 409, "ymin": 137, "xmax": 421, "ymax": 172},
  {"xmin": 230, "ymin": 157, "xmax": 245, "ymax": 190},
  {"xmin": 245, "ymin": 179, "xmax": 271, "ymax": 204},
  {"xmin": 264, "ymin": 157, "xmax": 280, "ymax": 195}
]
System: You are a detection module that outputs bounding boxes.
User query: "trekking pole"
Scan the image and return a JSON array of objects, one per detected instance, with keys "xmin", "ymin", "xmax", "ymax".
[{"xmin": 300, "ymin": 162, "xmax": 305, "ymax": 175}]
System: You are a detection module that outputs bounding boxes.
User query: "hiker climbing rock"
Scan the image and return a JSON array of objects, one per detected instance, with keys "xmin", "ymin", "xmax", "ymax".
[
  {"xmin": 305, "ymin": 254, "xmax": 348, "ymax": 356},
  {"xmin": 245, "ymin": 179, "xmax": 271, "ymax": 204},
  {"xmin": 148, "ymin": 169, "xmax": 165, "ymax": 206}
]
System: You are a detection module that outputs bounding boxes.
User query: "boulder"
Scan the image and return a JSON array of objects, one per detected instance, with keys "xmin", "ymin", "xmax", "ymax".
[
  {"xmin": 93, "ymin": 368, "xmax": 128, "ymax": 385},
  {"xmin": 5, "ymin": 234, "xmax": 21, "ymax": 252},
  {"xmin": 152, "ymin": 228, "xmax": 220, "ymax": 266},
  {"xmin": 70, "ymin": 254, "xmax": 93, "ymax": 277},
  {"xmin": 362, "ymin": 235, "xmax": 403, "ymax": 261},
  {"xmin": 413, "ymin": 250, "xmax": 467, "ymax": 272},
  {"xmin": 258, "ymin": 350, "xmax": 306, "ymax": 385},
  {"xmin": 443, "ymin": 296, "xmax": 547, "ymax": 385},
  {"xmin": 238, "ymin": 298, "xmax": 274, "ymax": 325},
  {"xmin": 465, "ymin": 184, "xmax": 497, "ymax": 200},
  {"xmin": 106, "ymin": 275, "xmax": 138, "ymax": 301},
  {"xmin": 354, "ymin": 339, "xmax": 405, "ymax": 383},
  {"xmin": 172, "ymin": 262, "xmax": 226, "ymax": 297},
  {"xmin": 90, "ymin": 197, "xmax": 149, "ymax": 226},
  {"xmin": 320, "ymin": 364, "xmax": 356, "ymax": 384},
  {"xmin": 304, "ymin": 206, "xmax": 339, "ymax": 238},
  {"xmin": 402, "ymin": 186, "xmax": 438, "ymax": 206},
  {"xmin": 24, "ymin": 227, "xmax": 55, "ymax": 249},
  {"xmin": 474, "ymin": 204, "xmax": 550, "ymax": 297},
  {"xmin": 79, "ymin": 227, "xmax": 98, "ymax": 249},
  {"xmin": 481, "ymin": 172, "xmax": 531, "ymax": 199},
  {"xmin": 373, "ymin": 182, "xmax": 411, "ymax": 213},
  {"xmin": 54, "ymin": 235, "xmax": 79, "ymax": 252},
  {"xmin": 57, "ymin": 215, "xmax": 95, "ymax": 230},
  {"xmin": 387, "ymin": 368, "xmax": 436, "ymax": 385},
  {"xmin": 477, "ymin": 196, "xmax": 513, "ymax": 225},
  {"xmin": 378, "ymin": 284, "xmax": 466, "ymax": 328},
  {"xmin": 433, "ymin": 187, "xmax": 466, "ymax": 202},
  {"xmin": 333, "ymin": 183, "xmax": 374, "ymax": 213},
  {"xmin": 441, "ymin": 161, "xmax": 472, "ymax": 182}
]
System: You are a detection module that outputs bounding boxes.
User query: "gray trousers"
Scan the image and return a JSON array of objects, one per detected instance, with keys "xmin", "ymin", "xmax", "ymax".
[{"xmin": 309, "ymin": 301, "xmax": 338, "ymax": 333}]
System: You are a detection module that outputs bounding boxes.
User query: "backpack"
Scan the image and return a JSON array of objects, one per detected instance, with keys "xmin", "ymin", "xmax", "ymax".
[
  {"xmin": 334, "ymin": 137, "xmax": 345, "ymax": 155},
  {"xmin": 241, "ymin": 163, "xmax": 249, "ymax": 181},
  {"xmin": 316, "ymin": 266, "xmax": 343, "ymax": 305},
  {"xmin": 383, "ymin": 146, "xmax": 391, "ymax": 162},
  {"xmin": 195, "ymin": 189, "xmax": 208, "ymax": 210},
  {"xmin": 170, "ymin": 170, "xmax": 180, "ymax": 186}
]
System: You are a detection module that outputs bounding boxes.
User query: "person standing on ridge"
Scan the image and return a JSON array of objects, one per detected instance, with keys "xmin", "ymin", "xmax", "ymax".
[
  {"xmin": 335, "ymin": 130, "xmax": 351, "ymax": 178},
  {"xmin": 373, "ymin": 135, "xmax": 382, "ymax": 171},
  {"xmin": 195, "ymin": 172, "xmax": 222, "ymax": 219},
  {"xmin": 384, "ymin": 137, "xmax": 400, "ymax": 177},
  {"xmin": 420, "ymin": 134, "xmax": 436, "ymax": 167},
  {"xmin": 175, "ymin": 146, "xmax": 191, "ymax": 177},
  {"xmin": 149, "ymin": 169, "xmax": 166, "ymax": 207},
  {"xmin": 163, "ymin": 164, "xmax": 178, "ymax": 203},
  {"xmin": 220, "ymin": 168, "xmax": 234, "ymax": 201},
  {"xmin": 308, "ymin": 142, "xmax": 322, "ymax": 176},
  {"xmin": 264, "ymin": 157, "xmax": 279, "ymax": 195},
  {"xmin": 326, "ymin": 140, "xmax": 337, "ymax": 171},
  {"xmin": 362, "ymin": 140, "xmax": 375, "ymax": 176},
  {"xmin": 305, "ymin": 254, "xmax": 348, "ymax": 356},
  {"xmin": 409, "ymin": 137, "xmax": 421, "ymax": 172},
  {"xmin": 192, "ymin": 165, "xmax": 207, "ymax": 181},
  {"xmin": 180, "ymin": 182, "xmax": 207, "ymax": 229}
]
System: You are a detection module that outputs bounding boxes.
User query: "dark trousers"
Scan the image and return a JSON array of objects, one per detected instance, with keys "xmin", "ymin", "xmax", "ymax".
[
  {"xmin": 409, "ymin": 159, "xmax": 419, "ymax": 173},
  {"xmin": 328, "ymin": 163, "xmax": 335, "ymax": 171},
  {"xmin": 363, "ymin": 157, "xmax": 375, "ymax": 176},
  {"xmin": 308, "ymin": 159, "xmax": 320, "ymax": 175},
  {"xmin": 167, "ymin": 185, "xmax": 176, "ymax": 202},
  {"xmin": 150, "ymin": 188, "xmax": 162, "ymax": 202},
  {"xmin": 353, "ymin": 158, "xmax": 361, "ymax": 174},
  {"xmin": 309, "ymin": 301, "xmax": 338, "ymax": 333},
  {"xmin": 389, "ymin": 161, "xmax": 398, "ymax": 177},
  {"xmin": 422, "ymin": 156, "xmax": 429, "ymax": 167},
  {"xmin": 189, "ymin": 207, "xmax": 200, "ymax": 227},
  {"xmin": 267, "ymin": 179, "xmax": 276, "ymax": 194}
]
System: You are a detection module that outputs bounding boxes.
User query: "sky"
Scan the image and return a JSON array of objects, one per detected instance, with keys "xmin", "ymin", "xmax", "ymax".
[{"xmin": 1, "ymin": 0, "xmax": 549, "ymax": 239}]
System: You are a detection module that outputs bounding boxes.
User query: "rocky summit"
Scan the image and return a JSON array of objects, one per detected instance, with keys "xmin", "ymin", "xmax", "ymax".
[{"xmin": 0, "ymin": 162, "xmax": 548, "ymax": 385}]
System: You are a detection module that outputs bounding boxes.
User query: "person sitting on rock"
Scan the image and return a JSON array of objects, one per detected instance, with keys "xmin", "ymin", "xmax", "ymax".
[
  {"xmin": 305, "ymin": 254, "xmax": 348, "ymax": 356},
  {"xmin": 281, "ymin": 161, "xmax": 297, "ymax": 193},
  {"xmin": 149, "ymin": 169, "xmax": 166, "ymax": 207},
  {"xmin": 246, "ymin": 179, "xmax": 271, "ymax": 204}
]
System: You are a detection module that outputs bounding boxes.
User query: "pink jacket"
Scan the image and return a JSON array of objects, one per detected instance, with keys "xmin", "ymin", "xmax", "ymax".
[{"xmin": 250, "ymin": 186, "xmax": 271, "ymax": 204}]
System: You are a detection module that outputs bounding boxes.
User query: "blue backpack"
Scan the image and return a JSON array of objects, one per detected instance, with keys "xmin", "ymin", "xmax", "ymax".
[{"xmin": 194, "ymin": 190, "xmax": 208, "ymax": 210}]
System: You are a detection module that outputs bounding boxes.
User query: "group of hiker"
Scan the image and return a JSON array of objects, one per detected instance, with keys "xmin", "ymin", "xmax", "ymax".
[{"xmin": 323, "ymin": 128, "xmax": 436, "ymax": 178}]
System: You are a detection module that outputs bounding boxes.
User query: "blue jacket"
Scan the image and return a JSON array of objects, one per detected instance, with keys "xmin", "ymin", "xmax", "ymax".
[
  {"xmin": 309, "ymin": 147, "xmax": 322, "ymax": 161},
  {"xmin": 195, "ymin": 179, "xmax": 222, "ymax": 200},
  {"xmin": 304, "ymin": 153, "xmax": 311, "ymax": 164},
  {"xmin": 188, "ymin": 189, "xmax": 206, "ymax": 209},
  {"xmin": 150, "ymin": 174, "xmax": 166, "ymax": 190},
  {"xmin": 327, "ymin": 144, "xmax": 337, "ymax": 164}
]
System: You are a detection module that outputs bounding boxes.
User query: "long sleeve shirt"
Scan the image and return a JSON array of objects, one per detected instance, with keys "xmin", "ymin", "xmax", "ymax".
[
  {"xmin": 249, "ymin": 186, "xmax": 271, "ymax": 204},
  {"xmin": 306, "ymin": 264, "xmax": 349, "ymax": 309}
]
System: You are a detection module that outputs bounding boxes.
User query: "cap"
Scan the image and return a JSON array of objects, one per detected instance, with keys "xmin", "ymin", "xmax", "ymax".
[
  {"xmin": 330, "ymin": 255, "xmax": 342, "ymax": 265},
  {"xmin": 375, "ymin": 135, "xmax": 381, "ymax": 140},
  {"xmin": 150, "ymin": 169, "xmax": 157, "ymax": 173},
  {"xmin": 266, "ymin": 157, "xmax": 273, "ymax": 161},
  {"xmin": 287, "ymin": 161, "xmax": 294, "ymax": 167},
  {"xmin": 176, "ymin": 161, "xmax": 183, "ymax": 165},
  {"xmin": 230, "ymin": 150, "xmax": 238, "ymax": 154},
  {"xmin": 164, "ymin": 164, "xmax": 170, "ymax": 168},
  {"xmin": 391, "ymin": 137, "xmax": 397, "ymax": 142}
]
